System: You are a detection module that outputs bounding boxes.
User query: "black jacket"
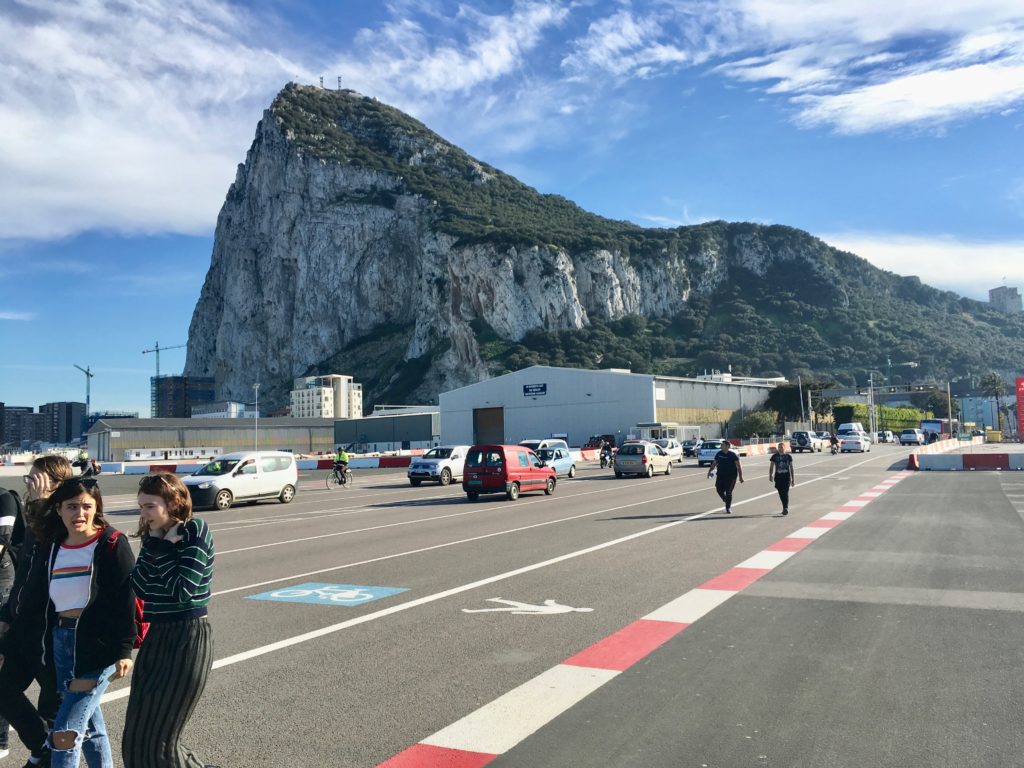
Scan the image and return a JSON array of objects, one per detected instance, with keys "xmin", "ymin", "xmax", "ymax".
[{"xmin": 1, "ymin": 525, "xmax": 136, "ymax": 676}]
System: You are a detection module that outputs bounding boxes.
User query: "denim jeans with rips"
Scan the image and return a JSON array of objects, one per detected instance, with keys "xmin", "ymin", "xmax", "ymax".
[{"xmin": 50, "ymin": 626, "xmax": 115, "ymax": 768}]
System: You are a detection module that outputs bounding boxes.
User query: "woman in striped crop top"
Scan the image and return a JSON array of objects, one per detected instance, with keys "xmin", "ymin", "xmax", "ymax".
[
  {"xmin": 123, "ymin": 473, "xmax": 215, "ymax": 768},
  {"xmin": 36, "ymin": 477, "xmax": 136, "ymax": 768}
]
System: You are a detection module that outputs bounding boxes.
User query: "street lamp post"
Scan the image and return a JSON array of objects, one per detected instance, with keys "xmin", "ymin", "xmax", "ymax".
[{"xmin": 253, "ymin": 383, "xmax": 260, "ymax": 453}]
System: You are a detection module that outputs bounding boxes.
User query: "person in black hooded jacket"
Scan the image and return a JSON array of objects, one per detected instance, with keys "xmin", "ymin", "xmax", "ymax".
[{"xmin": 0, "ymin": 455, "xmax": 73, "ymax": 766}]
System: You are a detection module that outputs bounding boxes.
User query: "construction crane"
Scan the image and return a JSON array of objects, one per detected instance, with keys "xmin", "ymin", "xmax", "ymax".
[
  {"xmin": 73, "ymin": 364, "xmax": 94, "ymax": 422},
  {"xmin": 142, "ymin": 342, "xmax": 187, "ymax": 380},
  {"xmin": 143, "ymin": 342, "xmax": 187, "ymax": 418}
]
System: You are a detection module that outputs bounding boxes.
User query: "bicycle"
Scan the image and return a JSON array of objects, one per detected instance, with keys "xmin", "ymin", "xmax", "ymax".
[{"xmin": 326, "ymin": 465, "xmax": 354, "ymax": 490}]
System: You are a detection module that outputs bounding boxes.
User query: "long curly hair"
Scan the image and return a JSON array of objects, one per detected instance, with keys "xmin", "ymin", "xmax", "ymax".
[
  {"xmin": 38, "ymin": 477, "xmax": 107, "ymax": 545},
  {"xmin": 136, "ymin": 473, "xmax": 193, "ymax": 540}
]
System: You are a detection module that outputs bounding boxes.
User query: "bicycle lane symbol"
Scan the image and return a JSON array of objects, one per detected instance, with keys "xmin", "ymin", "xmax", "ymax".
[{"xmin": 247, "ymin": 582, "xmax": 409, "ymax": 607}]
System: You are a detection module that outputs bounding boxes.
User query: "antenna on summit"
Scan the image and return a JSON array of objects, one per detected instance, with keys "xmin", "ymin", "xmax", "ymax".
[
  {"xmin": 337, "ymin": 76, "xmax": 342, "ymax": 90},
  {"xmin": 319, "ymin": 76, "xmax": 323, "ymax": 88}
]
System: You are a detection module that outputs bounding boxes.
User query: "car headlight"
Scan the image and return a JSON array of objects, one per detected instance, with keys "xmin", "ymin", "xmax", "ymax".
[{"xmin": 196, "ymin": 482, "xmax": 212, "ymax": 490}]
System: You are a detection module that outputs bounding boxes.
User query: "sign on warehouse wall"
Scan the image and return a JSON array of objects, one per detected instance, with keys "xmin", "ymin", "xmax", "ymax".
[{"xmin": 523, "ymin": 384, "xmax": 547, "ymax": 397}]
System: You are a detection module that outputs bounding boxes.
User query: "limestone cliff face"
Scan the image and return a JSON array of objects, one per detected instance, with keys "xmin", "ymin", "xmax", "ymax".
[{"xmin": 183, "ymin": 86, "xmax": 833, "ymax": 409}]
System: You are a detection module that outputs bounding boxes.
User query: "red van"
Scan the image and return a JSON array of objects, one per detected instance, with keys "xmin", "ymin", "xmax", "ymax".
[{"xmin": 462, "ymin": 444, "xmax": 557, "ymax": 501}]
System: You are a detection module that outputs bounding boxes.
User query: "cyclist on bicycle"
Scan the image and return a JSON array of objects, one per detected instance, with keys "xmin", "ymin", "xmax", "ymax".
[{"xmin": 334, "ymin": 446, "xmax": 350, "ymax": 474}]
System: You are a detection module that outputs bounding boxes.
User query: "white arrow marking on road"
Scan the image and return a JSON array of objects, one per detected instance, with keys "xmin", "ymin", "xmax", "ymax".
[{"xmin": 462, "ymin": 598, "xmax": 594, "ymax": 615}]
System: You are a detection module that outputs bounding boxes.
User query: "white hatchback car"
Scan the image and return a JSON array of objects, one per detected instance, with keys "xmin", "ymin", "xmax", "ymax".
[
  {"xmin": 408, "ymin": 445, "xmax": 471, "ymax": 486},
  {"xmin": 653, "ymin": 438, "xmax": 684, "ymax": 464}
]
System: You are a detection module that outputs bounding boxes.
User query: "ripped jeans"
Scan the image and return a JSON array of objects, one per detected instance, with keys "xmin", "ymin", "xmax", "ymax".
[{"xmin": 50, "ymin": 626, "xmax": 115, "ymax": 768}]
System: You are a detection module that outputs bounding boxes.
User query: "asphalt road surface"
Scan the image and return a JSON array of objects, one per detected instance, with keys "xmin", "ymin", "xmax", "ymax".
[{"xmin": 7, "ymin": 447, "xmax": 1024, "ymax": 767}]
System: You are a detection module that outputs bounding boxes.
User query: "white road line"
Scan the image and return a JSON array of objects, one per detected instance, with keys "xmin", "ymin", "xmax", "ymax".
[
  {"xmin": 736, "ymin": 550, "xmax": 796, "ymax": 570},
  {"xmin": 422, "ymin": 664, "xmax": 618, "ymax": 755},
  {"xmin": 788, "ymin": 526, "xmax": 830, "ymax": 540},
  {"xmin": 644, "ymin": 588, "xmax": 735, "ymax": 623}
]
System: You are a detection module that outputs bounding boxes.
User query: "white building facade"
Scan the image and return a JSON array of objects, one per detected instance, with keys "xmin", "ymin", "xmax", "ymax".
[
  {"xmin": 290, "ymin": 374, "xmax": 363, "ymax": 419},
  {"xmin": 439, "ymin": 365, "xmax": 782, "ymax": 447}
]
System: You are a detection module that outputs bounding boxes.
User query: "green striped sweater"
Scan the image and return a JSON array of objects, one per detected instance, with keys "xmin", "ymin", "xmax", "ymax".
[{"xmin": 131, "ymin": 518, "xmax": 214, "ymax": 621}]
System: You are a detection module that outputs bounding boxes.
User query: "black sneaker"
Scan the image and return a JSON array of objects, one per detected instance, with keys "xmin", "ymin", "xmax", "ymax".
[
  {"xmin": 782, "ymin": 508, "xmax": 789, "ymax": 516},
  {"xmin": 725, "ymin": 506, "xmax": 731, "ymax": 514}
]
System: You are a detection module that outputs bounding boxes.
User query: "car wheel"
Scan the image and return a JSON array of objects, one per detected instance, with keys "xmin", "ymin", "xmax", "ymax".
[
  {"xmin": 615, "ymin": 471, "xmax": 623, "ymax": 478},
  {"xmin": 214, "ymin": 489, "xmax": 233, "ymax": 510},
  {"xmin": 544, "ymin": 477, "xmax": 555, "ymax": 495},
  {"xmin": 568, "ymin": 465, "xmax": 576, "ymax": 478},
  {"xmin": 279, "ymin": 484, "xmax": 295, "ymax": 504},
  {"xmin": 466, "ymin": 491, "xmax": 479, "ymax": 502},
  {"xmin": 506, "ymin": 482, "xmax": 520, "ymax": 501},
  {"xmin": 409, "ymin": 478, "xmax": 421, "ymax": 487},
  {"xmin": 665, "ymin": 462, "xmax": 672, "ymax": 476},
  {"xmin": 439, "ymin": 468, "xmax": 452, "ymax": 486},
  {"xmin": 646, "ymin": 465, "xmax": 654, "ymax": 478}
]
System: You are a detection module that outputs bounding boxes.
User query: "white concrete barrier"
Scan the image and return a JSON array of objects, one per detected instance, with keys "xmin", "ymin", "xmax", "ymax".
[
  {"xmin": 919, "ymin": 455, "xmax": 964, "ymax": 471},
  {"xmin": 1010, "ymin": 454, "xmax": 1024, "ymax": 471}
]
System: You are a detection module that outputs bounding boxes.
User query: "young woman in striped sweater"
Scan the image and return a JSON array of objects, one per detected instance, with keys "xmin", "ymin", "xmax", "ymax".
[{"xmin": 123, "ymin": 473, "xmax": 215, "ymax": 768}]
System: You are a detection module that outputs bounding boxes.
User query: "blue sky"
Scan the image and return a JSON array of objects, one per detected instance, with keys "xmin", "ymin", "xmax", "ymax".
[{"xmin": 2, "ymin": 0, "xmax": 1023, "ymax": 417}]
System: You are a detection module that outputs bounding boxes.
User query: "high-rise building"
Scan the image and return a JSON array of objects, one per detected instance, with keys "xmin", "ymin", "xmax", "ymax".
[
  {"xmin": 989, "ymin": 285, "xmax": 1023, "ymax": 314},
  {"xmin": 39, "ymin": 401, "xmax": 87, "ymax": 444},
  {"xmin": 151, "ymin": 376, "xmax": 216, "ymax": 418},
  {"xmin": 2, "ymin": 406, "xmax": 46, "ymax": 446},
  {"xmin": 290, "ymin": 374, "xmax": 363, "ymax": 419}
]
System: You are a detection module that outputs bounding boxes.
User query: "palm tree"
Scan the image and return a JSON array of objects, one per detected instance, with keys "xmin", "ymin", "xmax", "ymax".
[{"xmin": 979, "ymin": 372, "xmax": 1008, "ymax": 431}]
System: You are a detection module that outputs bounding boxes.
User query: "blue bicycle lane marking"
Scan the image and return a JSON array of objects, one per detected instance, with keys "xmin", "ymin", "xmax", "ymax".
[{"xmin": 247, "ymin": 582, "xmax": 409, "ymax": 606}]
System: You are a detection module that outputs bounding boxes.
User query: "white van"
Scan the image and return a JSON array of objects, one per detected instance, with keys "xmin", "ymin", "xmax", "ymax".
[
  {"xmin": 182, "ymin": 451, "xmax": 298, "ymax": 510},
  {"xmin": 837, "ymin": 422, "xmax": 866, "ymax": 435}
]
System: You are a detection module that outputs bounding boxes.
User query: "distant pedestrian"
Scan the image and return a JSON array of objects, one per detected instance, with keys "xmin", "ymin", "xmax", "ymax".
[
  {"xmin": 768, "ymin": 444, "xmax": 795, "ymax": 515},
  {"xmin": 707, "ymin": 440, "xmax": 744, "ymax": 513},
  {"xmin": 123, "ymin": 473, "xmax": 215, "ymax": 768}
]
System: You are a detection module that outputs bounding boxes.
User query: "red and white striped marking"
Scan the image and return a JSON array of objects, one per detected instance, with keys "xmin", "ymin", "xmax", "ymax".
[{"xmin": 378, "ymin": 472, "xmax": 911, "ymax": 767}]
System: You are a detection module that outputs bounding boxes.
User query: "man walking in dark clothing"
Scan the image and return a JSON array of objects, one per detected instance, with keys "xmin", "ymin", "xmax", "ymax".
[
  {"xmin": 707, "ymin": 440, "xmax": 743, "ymax": 513},
  {"xmin": 769, "ymin": 444, "xmax": 795, "ymax": 515}
]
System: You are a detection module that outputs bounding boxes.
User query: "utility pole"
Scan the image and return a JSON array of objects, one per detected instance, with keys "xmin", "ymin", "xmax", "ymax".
[
  {"xmin": 253, "ymin": 383, "xmax": 260, "ymax": 453},
  {"xmin": 73, "ymin": 364, "xmax": 94, "ymax": 425},
  {"xmin": 142, "ymin": 342, "xmax": 187, "ymax": 417}
]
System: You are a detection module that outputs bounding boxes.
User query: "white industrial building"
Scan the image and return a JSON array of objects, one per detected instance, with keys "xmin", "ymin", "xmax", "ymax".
[{"xmin": 439, "ymin": 365, "xmax": 783, "ymax": 446}]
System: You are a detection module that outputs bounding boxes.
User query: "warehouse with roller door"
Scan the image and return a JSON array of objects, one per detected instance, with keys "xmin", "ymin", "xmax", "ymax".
[{"xmin": 439, "ymin": 365, "xmax": 784, "ymax": 446}]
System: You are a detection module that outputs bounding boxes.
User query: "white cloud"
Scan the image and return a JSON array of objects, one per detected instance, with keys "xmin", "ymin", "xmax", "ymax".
[
  {"xmin": 819, "ymin": 232, "xmax": 1024, "ymax": 300},
  {"xmin": 0, "ymin": 311, "xmax": 35, "ymax": 321},
  {"xmin": 567, "ymin": 1, "xmax": 1024, "ymax": 134},
  {"xmin": 795, "ymin": 60, "xmax": 1024, "ymax": 133},
  {"xmin": 0, "ymin": 0, "xmax": 310, "ymax": 240}
]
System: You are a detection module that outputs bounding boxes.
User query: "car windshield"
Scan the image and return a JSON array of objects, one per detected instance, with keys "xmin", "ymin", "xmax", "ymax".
[
  {"xmin": 702, "ymin": 441, "xmax": 722, "ymax": 451},
  {"xmin": 195, "ymin": 458, "xmax": 238, "ymax": 476},
  {"xmin": 619, "ymin": 444, "xmax": 645, "ymax": 455},
  {"xmin": 654, "ymin": 439, "xmax": 672, "ymax": 447},
  {"xmin": 423, "ymin": 448, "xmax": 452, "ymax": 459},
  {"xmin": 520, "ymin": 441, "xmax": 541, "ymax": 452}
]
